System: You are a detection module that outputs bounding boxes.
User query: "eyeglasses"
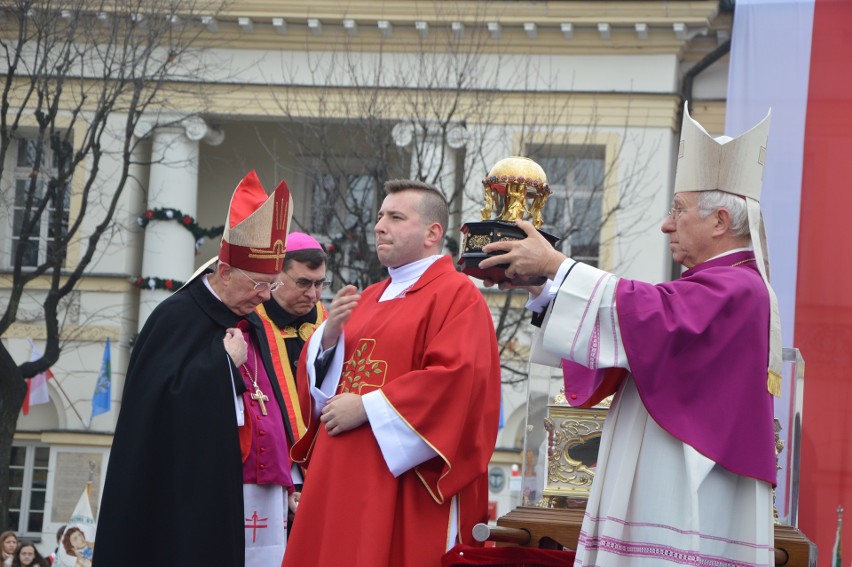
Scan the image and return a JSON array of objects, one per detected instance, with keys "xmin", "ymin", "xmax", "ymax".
[
  {"xmin": 666, "ymin": 206, "xmax": 695, "ymax": 220},
  {"xmin": 233, "ymin": 268, "xmax": 283, "ymax": 292},
  {"xmin": 282, "ymin": 271, "xmax": 331, "ymax": 291}
]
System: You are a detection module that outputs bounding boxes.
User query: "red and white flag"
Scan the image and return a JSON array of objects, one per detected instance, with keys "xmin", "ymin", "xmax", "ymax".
[
  {"xmin": 23, "ymin": 339, "xmax": 53, "ymax": 415},
  {"xmin": 726, "ymin": 0, "xmax": 852, "ymax": 557}
]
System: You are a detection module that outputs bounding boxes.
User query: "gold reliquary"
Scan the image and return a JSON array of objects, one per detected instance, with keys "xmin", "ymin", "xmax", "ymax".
[{"xmin": 457, "ymin": 156, "xmax": 559, "ymax": 285}]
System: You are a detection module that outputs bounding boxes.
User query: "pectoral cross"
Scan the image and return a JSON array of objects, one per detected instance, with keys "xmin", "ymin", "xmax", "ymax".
[{"xmin": 251, "ymin": 387, "xmax": 268, "ymax": 416}]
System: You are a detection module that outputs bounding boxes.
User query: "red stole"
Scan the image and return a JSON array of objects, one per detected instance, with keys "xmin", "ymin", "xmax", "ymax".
[{"xmin": 256, "ymin": 301, "xmax": 325, "ymax": 445}]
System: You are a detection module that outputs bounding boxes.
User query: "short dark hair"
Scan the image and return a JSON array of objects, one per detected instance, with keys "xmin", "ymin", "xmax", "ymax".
[
  {"xmin": 283, "ymin": 247, "xmax": 327, "ymax": 271},
  {"xmin": 383, "ymin": 179, "xmax": 449, "ymax": 233}
]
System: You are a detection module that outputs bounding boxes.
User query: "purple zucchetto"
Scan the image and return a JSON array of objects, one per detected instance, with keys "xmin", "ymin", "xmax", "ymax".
[{"xmin": 286, "ymin": 232, "xmax": 323, "ymax": 252}]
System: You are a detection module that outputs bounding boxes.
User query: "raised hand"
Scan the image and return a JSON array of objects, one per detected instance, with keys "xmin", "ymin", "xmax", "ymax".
[{"xmin": 321, "ymin": 285, "xmax": 361, "ymax": 349}]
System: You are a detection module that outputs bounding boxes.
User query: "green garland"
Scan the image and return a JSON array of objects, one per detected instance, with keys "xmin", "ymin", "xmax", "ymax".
[
  {"xmin": 137, "ymin": 206, "xmax": 224, "ymax": 248},
  {"xmin": 132, "ymin": 276, "xmax": 185, "ymax": 291},
  {"xmin": 133, "ymin": 207, "xmax": 216, "ymax": 297}
]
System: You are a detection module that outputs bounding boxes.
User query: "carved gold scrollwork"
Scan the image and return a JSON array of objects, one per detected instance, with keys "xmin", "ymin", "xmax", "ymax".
[{"xmin": 537, "ymin": 405, "xmax": 607, "ymax": 507}]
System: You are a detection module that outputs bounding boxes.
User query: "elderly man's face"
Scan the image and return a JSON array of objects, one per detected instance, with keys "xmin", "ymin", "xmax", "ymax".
[
  {"xmin": 661, "ymin": 191, "xmax": 718, "ymax": 269},
  {"xmin": 219, "ymin": 264, "xmax": 278, "ymax": 316}
]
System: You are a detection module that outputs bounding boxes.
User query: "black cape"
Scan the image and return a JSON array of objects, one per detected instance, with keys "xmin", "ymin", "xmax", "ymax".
[{"xmin": 93, "ymin": 277, "xmax": 289, "ymax": 567}]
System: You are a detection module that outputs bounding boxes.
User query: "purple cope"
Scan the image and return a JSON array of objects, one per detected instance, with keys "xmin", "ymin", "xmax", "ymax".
[{"xmin": 562, "ymin": 251, "xmax": 777, "ymax": 486}]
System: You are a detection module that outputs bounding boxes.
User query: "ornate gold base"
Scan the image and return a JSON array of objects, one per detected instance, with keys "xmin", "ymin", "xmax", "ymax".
[{"xmin": 457, "ymin": 220, "xmax": 558, "ymax": 285}]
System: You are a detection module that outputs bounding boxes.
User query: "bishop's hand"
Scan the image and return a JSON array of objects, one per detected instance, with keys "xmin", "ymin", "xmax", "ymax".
[
  {"xmin": 223, "ymin": 328, "xmax": 247, "ymax": 367},
  {"xmin": 480, "ymin": 219, "xmax": 566, "ymax": 282}
]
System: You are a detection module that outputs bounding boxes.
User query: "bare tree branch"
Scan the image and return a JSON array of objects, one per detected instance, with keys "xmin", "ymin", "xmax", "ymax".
[{"xmin": 0, "ymin": 0, "xmax": 223, "ymax": 531}]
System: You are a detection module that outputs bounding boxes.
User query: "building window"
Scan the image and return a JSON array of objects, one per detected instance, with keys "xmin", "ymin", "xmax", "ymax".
[
  {"xmin": 7, "ymin": 444, "xmax": 49, "ymax": 536},
  {"xmin": 9, "ymin": 134, "xmax": 71, "ymax": 268},
  {"xmin": 310, "ymin": 170, "xmax": 380, "ymax": 288},
  {"xmin": 310, "ymin": 172, "xmax": 378, "ymax": 234},
  {"xmin": 528, "ymin": 146, "xmax": 605, "ymax": 268}
]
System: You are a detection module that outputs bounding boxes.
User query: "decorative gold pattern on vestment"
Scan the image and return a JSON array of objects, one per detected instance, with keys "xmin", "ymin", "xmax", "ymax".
[
  {"xmin": 281, "ymin": 322, "xmax": 319, "ymax": 342},
  {"xmin": 767, "ymin": 370, "xmax": 782, "ymax": 398},
  {"xmin": 339, "ymin": 338, "xmax": 388, "ymax": 394},
  {"xmin": 731, "ymin": 258, "xmax": 756, "ymax": 268}
]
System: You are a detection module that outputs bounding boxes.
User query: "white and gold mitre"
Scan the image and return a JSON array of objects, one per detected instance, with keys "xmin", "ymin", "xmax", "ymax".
[{"xmin": 674, "ymin": 102, "xmax": 771, "ymax": 201}]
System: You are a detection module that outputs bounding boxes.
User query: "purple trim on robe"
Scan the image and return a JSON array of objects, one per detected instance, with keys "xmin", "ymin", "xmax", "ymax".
[
  {"xmin": 562, "ymin": 251, "xmax": 776, "ymax": 486},
  {"xmin": 240, "ymin": 332, "xmax": 294, "ymax": 489}
]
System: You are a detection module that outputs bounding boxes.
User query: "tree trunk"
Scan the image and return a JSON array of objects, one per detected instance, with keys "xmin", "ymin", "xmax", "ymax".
[{"xmin": 0, "ymin": 344, "xmax": 26, "ymax": 532}]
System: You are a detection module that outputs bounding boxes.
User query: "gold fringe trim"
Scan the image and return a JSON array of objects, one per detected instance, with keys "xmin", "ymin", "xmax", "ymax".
[{"xmin": 767, "ymin": 370, "xmax": 782, "ymax": 398}]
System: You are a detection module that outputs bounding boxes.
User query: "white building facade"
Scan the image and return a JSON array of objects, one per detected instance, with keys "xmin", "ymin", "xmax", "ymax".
[{"xmin": 1, "ymin": 0, "xmax": 733, "ymax": 546}]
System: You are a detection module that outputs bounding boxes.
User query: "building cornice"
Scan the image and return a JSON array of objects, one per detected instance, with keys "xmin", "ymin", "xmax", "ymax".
[{"xmin": 1, "ymin": 1, "xmax": 730, "ymax": 55}]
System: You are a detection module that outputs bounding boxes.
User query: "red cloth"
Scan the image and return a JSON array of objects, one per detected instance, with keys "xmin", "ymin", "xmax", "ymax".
[
  {"xmin": 227, "ymin": 170, "xmax": 267, "ymax": 228},
  {"xmin": 285, "ymin": 256, "xmax": 501, "ymax": 567},
  {"xmin": 442, "ymin": 544, "xmax": 575, "ymax": 566}
]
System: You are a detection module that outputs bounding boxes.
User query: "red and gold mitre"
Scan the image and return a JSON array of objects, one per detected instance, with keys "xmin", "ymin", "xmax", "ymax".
[{"xmin": 218, "ymin": 170, "xmax": 293, "ymax": 274}]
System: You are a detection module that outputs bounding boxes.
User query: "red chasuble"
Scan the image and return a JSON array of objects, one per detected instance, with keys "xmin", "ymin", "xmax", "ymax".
[{"xmin": 285, "ymin": 256, "xmax": 501, "ymax": 567}]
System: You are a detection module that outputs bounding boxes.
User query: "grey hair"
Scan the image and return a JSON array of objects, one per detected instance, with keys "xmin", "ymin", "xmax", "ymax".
[{"xmin": 697, "ymin": 190, "xmax": 751, "ymax": 238}]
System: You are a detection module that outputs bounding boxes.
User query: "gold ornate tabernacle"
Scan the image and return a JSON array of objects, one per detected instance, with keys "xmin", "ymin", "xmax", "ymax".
[
  {"xmin": 481, "ymin": 156, "xmax": 553, "ymax": 228},
  {"xmin": 539, "ymin": 404, "xmax": 606, "ymax": 506},
  {"xmin": 458, "ymin": 156, "xmax": 559, "ymax": 284}
]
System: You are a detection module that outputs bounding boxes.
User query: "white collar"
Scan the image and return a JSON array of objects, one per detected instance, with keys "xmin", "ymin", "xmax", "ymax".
[
  {"xmin": 202, "ymin": 274, "xmax": 223, "ymax": 302},
  {"xmin": 381, "ymin": 255, "xmax": 443, "ymax": 301}
]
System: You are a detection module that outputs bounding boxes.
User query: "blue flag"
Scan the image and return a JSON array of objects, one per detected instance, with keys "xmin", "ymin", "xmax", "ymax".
[{"xmin": 91, "ymin": 338, "xmax": 111, "ymax": 418}]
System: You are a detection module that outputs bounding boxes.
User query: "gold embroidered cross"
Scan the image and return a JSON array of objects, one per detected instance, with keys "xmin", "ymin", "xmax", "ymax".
[{"xmin": 341, "ymin": 339, "xmax": 387, "ymax": 394}]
